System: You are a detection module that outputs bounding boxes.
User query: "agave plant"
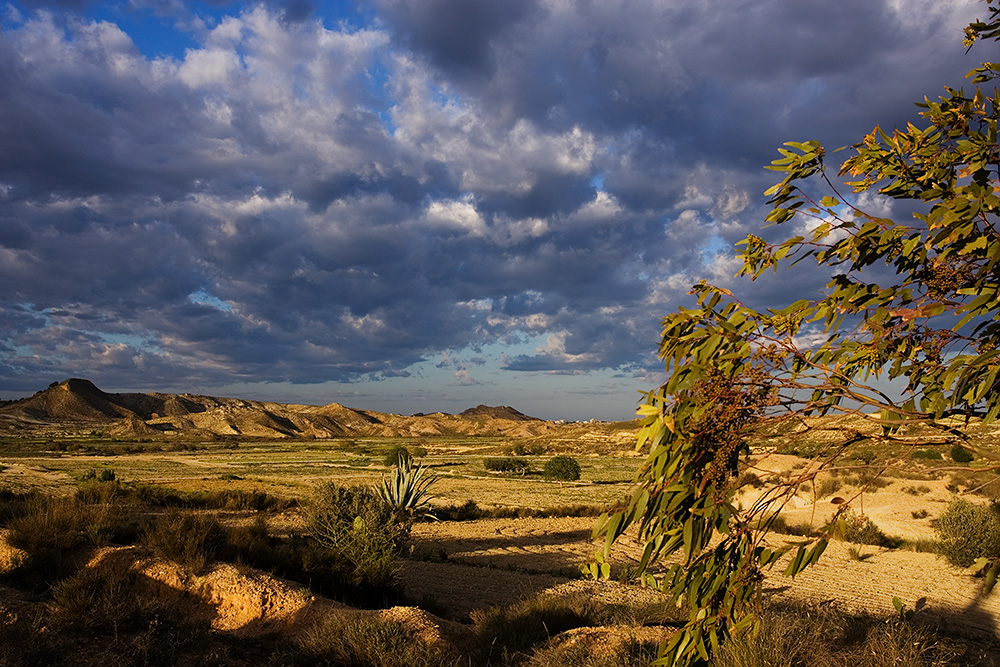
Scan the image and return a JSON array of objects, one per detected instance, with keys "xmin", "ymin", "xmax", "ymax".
[{"xmin": 376, "ymin": 451, "xmax": 437, "ymax": 518}]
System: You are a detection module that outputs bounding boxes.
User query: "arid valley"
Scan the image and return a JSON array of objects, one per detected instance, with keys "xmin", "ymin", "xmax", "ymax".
[{"xmin": 1, "ymin": 379, "xmax": 999, "ymax": 665}]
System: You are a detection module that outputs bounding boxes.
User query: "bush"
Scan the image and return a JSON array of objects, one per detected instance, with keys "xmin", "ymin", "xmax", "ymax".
[
  {"xmin": 935, "ymin": 498, "xmax": 1000, "ymax": 567},
  {"xmin": 308, "ymin": 482, "xmax": 409, "ymax": 588},
  {"xmin": 484, "ymin": 457, "xmax": 531, "ymax": 475},
  {"xmin": 6, "ymin": 496, "xmax": 88, "ymax": 560},
  {"xmin": 838, "ymin": 509, "xmax": 897, "ymax": 548},
  {"xmin": 142, "ymin": 510, "xmax": 225, "ymax": 575},
  {"xmin": 543, "ymin": 456, "xmax": 581, "ymax": 481},
  {"xmin": 511, "ymin": 442, "xmax": 546, "ymax": 456},
  {"xmin": 852, "ymin": 449, "xmax": 877, "ymax": 465},
  {"xmin": 383, "ymin": 445, "xmax": 411, "ymax": 467},
  {"xmin": 950, "ymin": 444, "xmax": 975, "ymax": 463}
]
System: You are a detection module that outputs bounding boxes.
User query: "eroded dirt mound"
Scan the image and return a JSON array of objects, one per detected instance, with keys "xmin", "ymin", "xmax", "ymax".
[
  {"xmin": 82, "ymin": 545, "xmax": 476, "ymax": 651},
  {"xmin": 0, "ymin": 530, "xmax": 28, "ymax": 574}
]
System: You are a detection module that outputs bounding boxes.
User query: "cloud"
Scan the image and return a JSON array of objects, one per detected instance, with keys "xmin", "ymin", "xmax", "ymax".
[{"xmin": 0, "ymin": 0, "xmax": 988, "ymax": 411}]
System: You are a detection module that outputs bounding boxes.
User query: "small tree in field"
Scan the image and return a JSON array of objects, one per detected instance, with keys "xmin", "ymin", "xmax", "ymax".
[{"xmin": 591, "ymin": 4, "xmax": 1000, "ymax": 665}]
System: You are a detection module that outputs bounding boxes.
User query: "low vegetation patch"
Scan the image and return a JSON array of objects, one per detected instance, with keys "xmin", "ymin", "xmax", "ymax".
[
  {"xmin": 485, "ymin": 457, "xmax": 532, "ymax": 475},
  {"xmin": 714, "ymin": 603, "xmax": 968, "ymax": 667},
  {"xmin": 302, "ymin": 612, "xmax": 461, "ymax": 667}
]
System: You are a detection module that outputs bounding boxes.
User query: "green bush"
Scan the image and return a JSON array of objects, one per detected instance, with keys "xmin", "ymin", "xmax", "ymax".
[
  {"xmin": 852, "ymin": 449, "xmax": 877, "ymax": 465},
  {"xmin": 543, "ymin": 456, "xmax": 581, "ymax": 481},
  {"xmin": 935, "ymin": 498, "xmax": 1000, "ymax": 567},
  {"xmin": 512, "ymin": 442, "xmax": 546, "ymax": 456},
  {"xmin": 308, "ymin": 482, "xmax": 409, "ymax": 588},
  {"xmin": 950, "ymin": 444, "xmax": 975, "ymax": 463},
  {"xmin": 485, "ymin": 457, "xmax": 531, "ymax": 475},
  {"xmin": 838, "ymin": 509, "xmax": 897, "ymax": 548},
  {"xmin": 383, "ymin": 445, "xmax": 411, "ymax": 467}
]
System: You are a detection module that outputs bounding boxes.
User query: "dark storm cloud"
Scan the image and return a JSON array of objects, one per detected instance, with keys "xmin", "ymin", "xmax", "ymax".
[
  {"xmin": 374, "ymin": 0, "xmax": 540, "ymax": 82},
  {"xmin": 0, "ymin": 0, "xmax": 989, "ymax": 400}
]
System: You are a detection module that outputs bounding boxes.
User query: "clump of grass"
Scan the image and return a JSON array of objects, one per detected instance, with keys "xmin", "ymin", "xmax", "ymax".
[
  {"xmin": 851, "ymin": 449, "xmax": 877, "ymax": 465},
  {"xmin": 911, "ymin": 508, "xmax": 930, "ymax": 519},
  {"xmin": 49, "ymin": 565, "xmax": 153, "ymax": 632},
  {"xmin": 735, "ymin": 471, "xmax": 764, "ymax": 489},
  {"xmin": 433, "ymin": 501, "xmax": 614, "ymax": 521},
  {"xmin": 524, "ymin": 635, "xmax": 660, "ymax": 667},
  {"xmin": 817, "ymin": 476, "xmax": 842, "ymax": 497},
  {"xmin": 142, "ymin": 510, "xmax": 225, "ymax": 575},
  {"xmin": 6, "ymin": 496, "xmax": 89, "ymax": 555},
  {"xmin": 902, "ymin": 484, "xmax": 932, "ymax": 496},
  {"xmin": 714, "ymin": 603, "xmax": 963, "ymax": 667},
  {"xmin": 765, "ymin": 515, "xmax": 818, "ymax": 537},
  {"xmin": 301, "ymin": 612, "xmax": 461, "ymax": 667},
  {"xmin": 472, "ymin": 594, "xmax": 601, "ymax": 663}
]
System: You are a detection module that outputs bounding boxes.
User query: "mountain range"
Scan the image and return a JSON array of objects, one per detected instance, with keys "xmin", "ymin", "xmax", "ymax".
[{"xmin": 0, "ymin": 379, "xmax": 637, "ymax": 444}]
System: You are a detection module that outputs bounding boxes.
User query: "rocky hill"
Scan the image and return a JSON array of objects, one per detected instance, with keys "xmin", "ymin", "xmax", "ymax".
[{"xmin": 0, "ymin": 379, "xmax": 639, "ymax": 444}]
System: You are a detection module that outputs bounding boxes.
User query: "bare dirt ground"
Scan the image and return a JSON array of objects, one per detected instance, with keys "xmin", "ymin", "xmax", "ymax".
[
  {"xmin": 400, "ymin": 452, "xmax": 1000, "ymax": 641},
  {"xmin": 402, "ymin": 515, "xmax": 1000, "ymax": 641}
]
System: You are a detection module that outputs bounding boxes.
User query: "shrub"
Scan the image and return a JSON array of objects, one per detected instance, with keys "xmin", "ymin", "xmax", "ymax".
[
  {"xmin": 308, "ymin": 482, "xmax": 409, "ymax": 588},
  {"xmin": 512, "ymin": 442, "xmax": 546, "ymax": 456},
  {"xmin": 816, "ymin": 476, "xmax": 842, "ymax": 497},
  {"xmin": 935, "ymin": 498, "xmax": 1000, "ymax": 567},
  {"xmin": 484, "ymin": 457, "xmax": 531, "ymax": 475},
  {"xmin": 543, "ymin": 456, "xmax": 581, "ymax": 481},
  {"xmin": 142, "ymin": 510, "xmax": 225, "ymax": 575},
  {"xmin": 950, "ymin": 444, "xmax": 975, "ymax": 463},
  {"xmin": 6, "ymin": 496, "xmax": 89, "ymax": 555},
  {"xmin": 735, "ymin": 471, "xmax": 764, "ymax": 489},
  {"xmin": 838, "ymin": 509, "xmax": 897, "ymax": 548},
  {"xmin": 383, "ymin": 445, "xmax": 411, "ymax": 467}
]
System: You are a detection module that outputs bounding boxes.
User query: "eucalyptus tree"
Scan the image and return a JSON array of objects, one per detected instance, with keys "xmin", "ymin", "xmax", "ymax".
[{"xmin": 591, "ymin": 3, "xmax": 1000, "ymax": 664}]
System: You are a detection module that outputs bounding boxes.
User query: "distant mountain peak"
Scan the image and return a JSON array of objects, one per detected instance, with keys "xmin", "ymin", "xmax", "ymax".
[{"xmin": 459, "ymin": 404, "xmax": 538, "ymax": 421}]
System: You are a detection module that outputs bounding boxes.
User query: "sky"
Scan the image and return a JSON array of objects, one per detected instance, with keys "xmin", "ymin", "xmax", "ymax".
[{"xmin": 0, "ymin": 0, "xmax": 992, "ymax": 420}]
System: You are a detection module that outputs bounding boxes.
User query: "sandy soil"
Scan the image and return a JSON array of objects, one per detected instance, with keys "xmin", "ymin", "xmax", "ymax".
[{"xmin": 403, "ymin": 477, "xmax": 1000, "ymax": 640}]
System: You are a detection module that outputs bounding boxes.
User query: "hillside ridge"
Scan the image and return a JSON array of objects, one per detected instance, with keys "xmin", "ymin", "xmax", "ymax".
[{"xmin": 0, "ymin": 379, "xmax": 637, "ymax": 443}]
